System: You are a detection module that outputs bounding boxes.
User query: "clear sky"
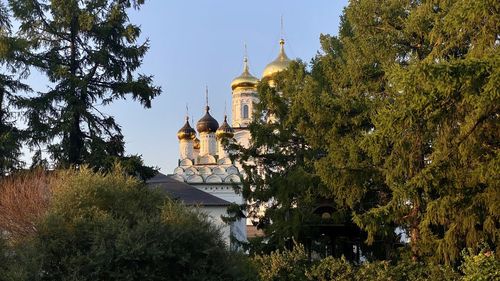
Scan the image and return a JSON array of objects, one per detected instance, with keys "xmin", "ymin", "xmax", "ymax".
[{"xmin": 23, "ymin": 0, "xmax": 349, "ymax": 173}]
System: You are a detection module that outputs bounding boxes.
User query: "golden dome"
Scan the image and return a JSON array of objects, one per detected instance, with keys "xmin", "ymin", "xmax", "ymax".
[
  {"xmin": 231, "ymin": 57, "xmax": 259, "ymax": 90},
  {"xmin": 216, "ymin": 115, "xmax": 234, "ymax": 139},
  {"xmin": 196, "ymin": 106, "xmax": 219, "ymax": 133},
  {"xmin": 262, "ymin": 39, "xmax": 291, "ymax": 79},
  {"xmin": 177, "ymin": 116, "xmax": 196, "ymax": 140}
]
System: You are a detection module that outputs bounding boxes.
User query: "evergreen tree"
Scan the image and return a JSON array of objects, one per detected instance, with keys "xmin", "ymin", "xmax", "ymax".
[
  {"xmin": 234, "ymin": 62, "xmax": 372, "ymax": 259},
  {"xmin": 303, "ymin": 0, "xmax": 499, "ymax": 263},
  {"xmin": 235, "ymin": 62, "xmax": 325, "ymax": 251},
  {"xmin": 10, "ymin": 0, "xmax": 161, "ymax": 174},
  {"xmin": 237, "ymin": 0, "xmax": 499, "ymax": 264},
  {"xmin": 308, "ymin": 0, "xmax": 429, "ymax": 260},
  {"xmin": 0, "ymin": 2, "xmax": 29, "ymax": 175},
  {"xmin": 352, "ymin": 0, "xmax": 500, "ymax": 263}
]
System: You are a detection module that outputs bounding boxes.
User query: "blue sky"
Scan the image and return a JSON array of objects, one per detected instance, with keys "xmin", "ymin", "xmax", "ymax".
[{"xmin": 23, "ymin": 0, "xmax": 349, "ymax": 173}]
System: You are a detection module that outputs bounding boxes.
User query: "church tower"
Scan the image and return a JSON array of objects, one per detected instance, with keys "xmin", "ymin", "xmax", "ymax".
[
  {"xmin": 260, "ymin": 38, "xmax": 291, "ymax": 123},
  {"xmin": 231, "ymin": 52, "xmax": 259, "ymax": 128},
  {"xmin": 176, "ymin": 116, "xmax": 196, "ymax": 160},
  {"xmin": 196, "ymin": 89, "xmax": 219, "ymax": 157},
  {"xmin": 170, "ymin": 35, "xmax": 293, "ymax": 247},
  {"xmin": 216, "ymin": 115, "xmax": 234, "ymax": 159},
  {"xmin": 230, "ymin": 50, "xmax": 259, "ymax": 148}
]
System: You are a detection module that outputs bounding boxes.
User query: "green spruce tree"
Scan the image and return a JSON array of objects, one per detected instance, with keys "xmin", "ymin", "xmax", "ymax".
[
  {"xmin": 10, "ymin": 0, "xmax": 161, "ymax": 176},
  {"xmin": 234, "ymin": 61, "xmax": 373, "ymax": 259},
  {"xmin": 238, "ymin": 0, "xmax": 499, "ymax": 264},
  {"xmin": 0, "ymin": 2, "xmax": 29, "ymax": 175},
  {"xmin": 235, "ymin": 61, "xmax": 325, "ymax": 251},
  {"xmin": 310, "ymin": 0, "xmax": 500, "ymax": 263},
  {"xmin": 345, "ymin": 0, "xmax": 500, "ymax": 263}
]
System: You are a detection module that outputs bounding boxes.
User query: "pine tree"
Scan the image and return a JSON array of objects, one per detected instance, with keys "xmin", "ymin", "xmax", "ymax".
[
  {"xmin": 235, "ymin": 62, "xmax": 325, "ymax": 251},
  {"xmin": 0, "ymin": 2, "xmax": 29, "ymax": 175},
  {"xmin": 238, "ymin": 0, "xmax": 499, "ymax": 264},
  {"xmin": 10, "ymin": 0, "xmax": 161, "ymax": 174},
  {"xmin": 234, "ymin": 61, "xmax": 374, "ymax": 260},
  {"xmin": 288, "ymin": 4, "xmax": 409, "ymax": 259},
  {"xmin": 320, "ymin": 0, "xmax": 500, "ymax": 263}
]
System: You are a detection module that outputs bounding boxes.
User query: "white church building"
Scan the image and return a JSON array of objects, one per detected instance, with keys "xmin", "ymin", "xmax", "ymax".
[{"xmin": 148, "ymin": 38, "xmax": 291, "ymax": 247}]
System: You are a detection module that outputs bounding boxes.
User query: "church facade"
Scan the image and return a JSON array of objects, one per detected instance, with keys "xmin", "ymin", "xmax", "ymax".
[{"xmin": 169, "ymin": 38, "xmax": 291, "ymax": 246}]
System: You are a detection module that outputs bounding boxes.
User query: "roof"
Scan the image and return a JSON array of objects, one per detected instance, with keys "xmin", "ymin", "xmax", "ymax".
[
  {"xmin": 196, "ymin": 106, "xmax": 219, "ymax": 133},
  {"xmin": 146, "ymin": 172, "xmax": 230, "ymax": 206}
]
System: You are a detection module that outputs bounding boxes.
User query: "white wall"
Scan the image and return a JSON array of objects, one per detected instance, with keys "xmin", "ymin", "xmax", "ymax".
[
  {"xmin": 201, "ymin": 205, "xmax": 232, "ymax": 246},
  {"xmin": 194, "ymin": 184, "xmax": 244, "ymax": 205}
]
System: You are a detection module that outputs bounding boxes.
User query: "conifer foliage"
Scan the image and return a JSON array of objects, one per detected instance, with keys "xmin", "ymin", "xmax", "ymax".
[
  {"xmin": 9, "ymin": 0, "xmax": 161, "ymax": 169},
  {"xmin": 237, "ymin": 0, "xmax": 499, "ymax": 264},
  {"xmin": 345, "ymin": 0, "xmax": 500, "ymax": 263},
  {"xmin": 0, "ymin": 1, "xmax": 29, "ymax": 175}
]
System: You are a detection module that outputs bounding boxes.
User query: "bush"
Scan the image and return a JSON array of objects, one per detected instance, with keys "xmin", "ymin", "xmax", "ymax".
[
  {"xmin": 252, "ymin": 241, "xmax": 309, "ymax": 281},
  {"xmin": 460, "ymin": 247, "xmax": 500, "ymax": 281},
  {"xmin": 356, "ymin": 260, "xmax": 459, "ymax": 281},
  {"xmin": 8, "ymin": 167, "xmax": 255, "ymax": 281},
  {"xmin": 252, "ymin": 242, "xmax": 462, "ymax": 281},
  {"xmin": 0, "ymin": 169, "xmax": 52, "ymax": 242},
  {"xmin": 305, "ymin": 256, "xmax": 355, "ymax": 281}
]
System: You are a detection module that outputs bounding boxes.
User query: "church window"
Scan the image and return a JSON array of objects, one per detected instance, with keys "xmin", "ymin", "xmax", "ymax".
[{"xmin": 243, "ymin": 104, "xmax": 249, "ymax": 119}]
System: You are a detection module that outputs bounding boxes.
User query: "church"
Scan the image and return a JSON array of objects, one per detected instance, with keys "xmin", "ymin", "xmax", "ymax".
[{"xmin": 147, "ymin": 38, "xmax": 291, "ymax": 247}]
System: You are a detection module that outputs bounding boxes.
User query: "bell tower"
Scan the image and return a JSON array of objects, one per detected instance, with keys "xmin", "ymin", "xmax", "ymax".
[{"xmin": 230, "ymin": 46, "xmax": 259, "ymax": 129}]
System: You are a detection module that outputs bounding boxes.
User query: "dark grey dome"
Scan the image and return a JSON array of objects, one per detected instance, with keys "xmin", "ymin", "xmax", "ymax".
[{"xmin": 196, "ymin": 106, "xmax": 219, "ymax": 133}]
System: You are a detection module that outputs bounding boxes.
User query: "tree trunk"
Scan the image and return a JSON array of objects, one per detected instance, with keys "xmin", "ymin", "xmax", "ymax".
[
  {"xmin": 0, "ymin": 89, "xmax": 4, "ymax": 124},
  {"xmin": 67, "ymin": 14, "xmax": 82, "ymax": 165}
]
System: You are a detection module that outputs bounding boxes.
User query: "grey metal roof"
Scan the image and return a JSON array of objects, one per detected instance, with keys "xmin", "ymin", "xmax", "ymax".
[{"xmin": 147, "ymin": 172, "xmax": 230, "ymax": 206}]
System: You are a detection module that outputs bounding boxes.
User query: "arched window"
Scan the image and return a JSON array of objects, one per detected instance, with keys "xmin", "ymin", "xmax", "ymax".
[{"xmin": 243, "ymin": 104, "xmax": 249, "ymax": 119}]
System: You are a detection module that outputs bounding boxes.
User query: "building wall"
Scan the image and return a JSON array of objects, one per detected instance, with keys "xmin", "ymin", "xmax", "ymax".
[
  {"xmin": 193, "ymin": 184, "xmax": 244, "ymax": 205},
  {"xmin": 201, "ymin": 205, "xmax": 231, "ymax": 246},
  {"xmin": 232, "ymin": 88, "xmax": 258, "ymax": 128},
  {"xmin": 194, "ymin": 184, "xmax": 247, "ymax": 245}
]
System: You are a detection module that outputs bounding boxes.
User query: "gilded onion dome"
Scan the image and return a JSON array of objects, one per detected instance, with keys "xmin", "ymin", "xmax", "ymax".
[
  {"xmin": 216, "ymin": 115, "xmax": 234, "ymax": 139},
  {"xmin": 262, "ymin": 39, "xmax": 291, "ymax": 79},
  {"xmin": 177, "ymin": 116, "xmax": 196, "ymax": 140},
  {"xmin": 196, "ymin": 106, "xmax": 219, "ymax": 133},
  {"xmin": 231, "ymin": 57, "xmax": 259, "ymax": 90},
  {"xmin": 193, "ymin": 136, "xmax": 200, "ymax": 149}
]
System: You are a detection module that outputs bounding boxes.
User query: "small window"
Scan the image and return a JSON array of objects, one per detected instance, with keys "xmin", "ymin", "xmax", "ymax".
[{"xmin": 243, "ymin": 104, "xmax": 249, "ymax": 119}]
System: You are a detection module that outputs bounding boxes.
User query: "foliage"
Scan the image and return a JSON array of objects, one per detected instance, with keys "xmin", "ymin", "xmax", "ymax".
[
  {"xmin": 252, "ymin": 242, "xmax": 462, "ymax": 281},
  {"xmin": 0, "ymin": 169, "xmax": 52, "ymax": 242},
  {"xmin": 233, "ymin": 60, "xmax": 371, "ymax": 258},
  {"xmin": 305, "ymin": 256, "xmax": 356, "ymax": 281},
  {"xmin": 236, "ymin": 0, "xmax": 499, "ymax": 264},
  {"xmin": 0, "ymin": 236, "xmax": 9, "ymax": 280},
  {"xmin": 342, "ymin": 0, "xmax": 500, "ymax": 263},
  {"xmin": 3, "ymin": 167, "xmax": 255, "ymax": 281},
  {"xmin": 87, "ymin": 153, "xmax": 158, "ymax": 181},
  {"xmin": 460, "ymin": 246, "xmax": 500, "ymax": 281},
  {"xmin": 0, "ymin": 1, "xmax": 29, "ymax": 176},
  {"xmin": 9, "ymin": 0, "xmax": 161, "ymax": 175},
  {"xmin": 348, "ymin": 259, "xmax": 460, "ymax": 281},
  {"xmin": 235, "ymin": 61, "xmax": 324, "ymax": 250},
  {"xmin": 252, "ymin": 241, "xmax": 309, "ymax": 281}
]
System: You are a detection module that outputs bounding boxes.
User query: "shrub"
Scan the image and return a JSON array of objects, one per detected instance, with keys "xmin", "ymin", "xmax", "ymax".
[
  {"xmin": 0, "ymin": 169, "xmax": 52, "ymax": 242},
  {"xmin": 305, "ymin": 256, "xmax": 356, "ymax": 281},
  {"xmin": 11, "ymin": 167, "xmax": 255, "ymax": 281},
  {"xmin": 253, "ymin": 242, "xmax": 461, "ymax": 281},
  {"xmin": 460, "ymin": 247, "xmax": 500, "ymax": 281},
  {"xmin": 252, "ymin": 241, "xmax": 309, "ymax": 281}
]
